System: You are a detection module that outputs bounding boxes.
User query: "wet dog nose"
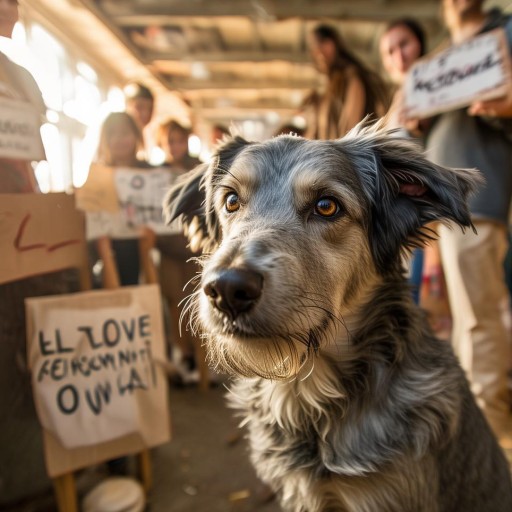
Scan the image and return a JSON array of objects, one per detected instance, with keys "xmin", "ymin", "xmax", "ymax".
[{"xmin": 203, "ymin": 268, "xmax": 263, "ymax": 321}]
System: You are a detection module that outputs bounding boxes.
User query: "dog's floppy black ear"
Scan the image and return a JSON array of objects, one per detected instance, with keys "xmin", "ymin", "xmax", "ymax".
[
  {"xmin": 164, "ymin": 163, "xmax": 212, "ymax": 252},
  {"xmin": 164, "ymin": 135, "xmax": 251, "ymax": 252},
  {"xmin": 341, "ymin": 126, "xmax": 482, "ymax": 273}
]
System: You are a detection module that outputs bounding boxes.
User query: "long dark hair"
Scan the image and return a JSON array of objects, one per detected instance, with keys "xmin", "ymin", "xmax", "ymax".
[{"xmin": 312, "ymin": 24, "xmax": 390, "ymax": 116}]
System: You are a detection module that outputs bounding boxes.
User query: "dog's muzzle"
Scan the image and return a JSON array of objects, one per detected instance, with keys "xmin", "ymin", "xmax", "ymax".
[{"xmin": 203, "ymin": 268, "xmax": 263, "ymax": 321}]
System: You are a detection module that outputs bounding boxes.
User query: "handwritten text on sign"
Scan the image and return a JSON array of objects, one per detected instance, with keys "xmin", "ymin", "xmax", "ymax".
[
  {"xmin": 26, "ymin": 285, "xmax": 170, "ymax": 450},
  {"xmin": 404, "ymin": 28, "xmax": 511, "ymax": 119},
  {"xmin": 0, "ymin": 193, "xmax": 85, "ymax": 285},
  {"xmin": 0, "ymin": 97, "xmax": 45, "ymax": 160}
]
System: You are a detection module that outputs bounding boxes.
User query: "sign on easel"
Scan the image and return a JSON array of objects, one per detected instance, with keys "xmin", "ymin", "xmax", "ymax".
[
  {"xmin": 404, "ymin": 28, "xmax": 512, "ymax": 119},
  {"xmin": 76, "ymin": 164, "xmax": 177, "ymax": 239},
  {"xmin": 25, "ymin": 284, "xmax": 171, "ymax": 477},
  {"xmin": 0, "ymin": 193, "xmax": 86, "ymax": 285},
  {"xmin": 0, "ymin": 97, "xmax": 45, "ymax": 160}
]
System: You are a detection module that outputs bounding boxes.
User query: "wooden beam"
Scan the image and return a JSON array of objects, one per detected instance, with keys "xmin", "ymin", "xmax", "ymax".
[{"xmin": 98, "ymin": 0, "xmax": 441, "ymax": 21}]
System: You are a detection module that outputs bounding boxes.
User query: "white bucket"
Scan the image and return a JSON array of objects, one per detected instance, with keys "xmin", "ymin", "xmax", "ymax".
[{"xmin": 82, "ymin": 477, "xmax": 146, "ymax": 512}]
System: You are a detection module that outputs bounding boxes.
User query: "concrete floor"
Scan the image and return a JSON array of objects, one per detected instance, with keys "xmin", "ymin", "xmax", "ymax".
[{"xmin": 148, "ymin": 381, "xmax": 281, "ymax": 512}]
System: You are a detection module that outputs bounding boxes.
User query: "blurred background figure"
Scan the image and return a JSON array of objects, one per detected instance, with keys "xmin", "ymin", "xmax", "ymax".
[
  {"xmin": 303, "ymin": 23, "xmax": 390, "ymax": 140},
  {"xmin": 124, "ymin": 82, "xmax": 154, "ymax": 131},
  {"xmin": 158, "ymin": 118, "xmax": 200, "ymax": 171},
  {"xmin": 380, "ymin": 17, "xmax": 451, "ymax": 333},
  {"xmin": 425, "ymin": 0, "xmax": 512, "ymax": 444},
  {"xmin": 0, "ymin": 0, "xmax": 45, "ymax": 193},
  {"xmin": 157, "ymin": 118, "xmax": 203, "ymax": 384},
  {"xmin": 380, "ymin": 18, "xmax": 426, "ymax": 132},
  {"xmin": 92, "ymin": 111, "xmax": 150, "ymax": 287}
]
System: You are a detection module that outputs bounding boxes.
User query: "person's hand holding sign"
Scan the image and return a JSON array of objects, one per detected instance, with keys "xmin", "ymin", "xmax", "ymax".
[{"xmin": 469, "ymin": 81, "xmax": 512, "ymax": 117}]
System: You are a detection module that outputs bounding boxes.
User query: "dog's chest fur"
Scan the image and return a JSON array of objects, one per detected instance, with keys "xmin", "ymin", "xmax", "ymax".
[{"xmin": 229, "ymin": 349, "xmax": 453, "ymax": 512}]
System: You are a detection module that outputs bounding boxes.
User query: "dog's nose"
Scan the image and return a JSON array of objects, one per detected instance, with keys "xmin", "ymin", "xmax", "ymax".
[{"xmin": 203, "ymin": 268, "xmax": 263, "ymax": 321}]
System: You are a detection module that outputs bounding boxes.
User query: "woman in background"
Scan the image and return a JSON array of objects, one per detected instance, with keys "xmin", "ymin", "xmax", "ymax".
[
  {"xmin": 93, "ymin": 112, "xmax": 150, "ymax": 286},
  {"xmin": 304, "ymin": 23, "xmax": 390, "ymax": 140},
  {"xmin": 379, "ymin": 18, "xmax": 449, "ymax": 335}
]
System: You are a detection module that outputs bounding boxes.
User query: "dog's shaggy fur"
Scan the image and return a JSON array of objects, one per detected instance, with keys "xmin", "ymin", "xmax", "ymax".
[{"xmin": 166, "ymin": 125, "xmax": 512, "ymax": 511}]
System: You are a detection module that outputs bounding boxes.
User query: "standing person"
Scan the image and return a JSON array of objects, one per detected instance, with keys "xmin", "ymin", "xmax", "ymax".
[
  {"xmin": 124, "ymin": 82, "xmax": 154, "ymax": 131},
  {"xmin": 0, "ymin": 0, "xmax": 45, "ymax": 193},
  {"xmin": 93, "ymin": 111, "xmax": 151, "ymax": 286},
  {"xmin": 379, "ymin": 19, "xmax": 433, "ymax": 309},
  {"xmin": 157, "ymin": 119, "xmax": 202, "ymax": 382},
  {"xmin": 158, "ymin": 119, "xmax": 200, "ymax": 171},
  {"xmin": 425, "ymin": 0, "xmax": 512, "ymax": 443},
  {"xmin": 304, "ymin": 23, "xmax": 390, "ymax": 140}
]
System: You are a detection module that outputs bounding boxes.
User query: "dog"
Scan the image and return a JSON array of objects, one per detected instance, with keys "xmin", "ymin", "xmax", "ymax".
[{"xmin": 165, "ymin": 124, "xmax": 512, "ymax": 511}]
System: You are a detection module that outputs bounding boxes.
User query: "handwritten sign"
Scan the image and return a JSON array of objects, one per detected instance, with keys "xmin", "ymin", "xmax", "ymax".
[
  {"xmin": 404, "ymin": 28, "xmax": 512, "ymax": 119},
  {"xmin": 0, "ymin": 97, "xmax": 45, "ymax": 160},
  {"xmin": 25, "ymin": 284, "xmax": 171, "ymax": 477},
  {"xmin": 0, "ymin": 193, "xmax": 86, "ymax": 285},
  {"xmin": 77, "ymin": 165, "xmax": 177, "ymax": 239}
]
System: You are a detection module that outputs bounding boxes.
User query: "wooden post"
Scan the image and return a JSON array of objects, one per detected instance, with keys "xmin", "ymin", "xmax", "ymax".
[{"xmin": 53, "ymin": 473, "xmax": 78, "ymax": 512}]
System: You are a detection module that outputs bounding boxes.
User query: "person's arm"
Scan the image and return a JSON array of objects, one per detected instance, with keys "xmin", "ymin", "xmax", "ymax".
[{"xmin": 338, "ymin": 71, "xmax": 366, "ymax": 136}]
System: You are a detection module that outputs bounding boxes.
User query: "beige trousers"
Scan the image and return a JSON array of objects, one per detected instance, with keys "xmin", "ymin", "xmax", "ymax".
[{"xmin": 438, "ymin": 220, "xmax": 511, "ymax": 436}]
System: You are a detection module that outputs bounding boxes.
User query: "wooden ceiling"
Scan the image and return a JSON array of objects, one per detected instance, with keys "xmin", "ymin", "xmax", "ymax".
[{"xmin": 79, "ymin": 0, "xmax": 455, "ymax": 127}]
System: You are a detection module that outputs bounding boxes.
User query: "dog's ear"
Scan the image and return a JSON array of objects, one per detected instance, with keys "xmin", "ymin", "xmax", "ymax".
[
  {"xmin": 164, "ymin": 135, "xmax": 251, "ymax": 252},
  {"xmin": 341, "ymin": 128, "xmax": 483, "ymax": 273}
]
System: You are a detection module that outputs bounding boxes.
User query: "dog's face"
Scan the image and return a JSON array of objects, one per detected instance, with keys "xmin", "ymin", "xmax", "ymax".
[{"xmin": 166, "ymin": 126, "xmax": 479, "ymax": 379}]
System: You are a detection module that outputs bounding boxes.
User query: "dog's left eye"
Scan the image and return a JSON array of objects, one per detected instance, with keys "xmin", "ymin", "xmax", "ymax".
[
  {"xmin": 314, "ymin": 197, "xmax": 340, "ymax": 218},
  {"xmin": 225, "ymin": 192, "xmax": 241, "ymax": 213}
]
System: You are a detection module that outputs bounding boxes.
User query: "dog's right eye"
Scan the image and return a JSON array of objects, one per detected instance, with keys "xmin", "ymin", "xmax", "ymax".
[{"xmin": 225, "ymin": 193, "xmax": 241, "ymax": 213}]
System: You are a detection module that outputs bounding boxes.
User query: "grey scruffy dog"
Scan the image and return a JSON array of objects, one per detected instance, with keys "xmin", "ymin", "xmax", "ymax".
[{"xmin": 165, "ymin": 123, "xmax": 512, "ymax": 511}]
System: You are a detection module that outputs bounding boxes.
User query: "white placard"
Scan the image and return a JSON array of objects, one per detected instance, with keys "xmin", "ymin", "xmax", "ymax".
[
  {"xmin": 404, "ymin": 28, "xmax": 512, "ymax": 119},
  {"xmin": 0, "ymin": 97, "xmax": 45, "ymax": 160},
  {"xmin": 26, "ymin": 285, "xmax": 170, "ymax": 452}
]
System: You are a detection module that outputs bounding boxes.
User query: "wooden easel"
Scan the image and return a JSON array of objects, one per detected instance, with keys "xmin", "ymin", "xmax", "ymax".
[{"xmin": 52, "ymin": 229, "xmax": 158, "ymax": 511}]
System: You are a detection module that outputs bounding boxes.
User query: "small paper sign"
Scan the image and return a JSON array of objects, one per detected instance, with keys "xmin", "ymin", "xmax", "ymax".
[
  {"xmin": 77, "ymin": 165, "xmax": 177, "ymax": 239},
  {"xmin": 404, "ymin": 28, "xmax": 512, "ymax": 119},
  {"xmin": 0, "ymin": 97, "xmax": 45, "ymax": 160},
  {"xmin": 0, "ymin": 193, "xmax": 86, "ymax": 285},
  {"xmin": 25, "ymin": 284, "xmax": 171, "ymax": 477}
]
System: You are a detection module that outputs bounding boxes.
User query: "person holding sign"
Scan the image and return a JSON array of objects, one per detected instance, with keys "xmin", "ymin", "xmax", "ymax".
[
  {"xmin": 0, "ymin": 0, "xmax": 46, "ymax": 193},
  {"xmin": 424, "ymin": 0, "xmax": 512, "ymax": 445},
  {"xmin": 91, "ymin": 112, "xmax": 152, "ymax": 286}
]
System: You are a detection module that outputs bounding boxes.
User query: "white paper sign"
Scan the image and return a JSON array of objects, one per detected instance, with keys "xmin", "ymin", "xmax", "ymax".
[
  {"xmin": 26, "ymin": 285, "xmax": 170, "ymax": 450},
  {"xmin": 114, "ymin": 168, "xmax": 174, "ymax": 234},
  {"xmin": 81, "ymin": 167, "xmax": 178, "ymax": 239},
  {"xmin": 0, "ymin": 97, "xmax": 45, "ymax": 160},
  {"xmin": 404, "ymin": 28, "xmax": 512, "ymax": 119}
]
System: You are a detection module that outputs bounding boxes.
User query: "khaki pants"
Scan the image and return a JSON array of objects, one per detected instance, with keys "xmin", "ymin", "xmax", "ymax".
[{"xmin": 438, "ymin": 220, "xmax": 511, "ymax": 436}]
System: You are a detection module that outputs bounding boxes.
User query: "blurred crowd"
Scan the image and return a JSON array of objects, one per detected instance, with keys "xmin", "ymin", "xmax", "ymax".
[{"xmin": 1, "ymin": 0, "xmax": 512, "ymax": 506}]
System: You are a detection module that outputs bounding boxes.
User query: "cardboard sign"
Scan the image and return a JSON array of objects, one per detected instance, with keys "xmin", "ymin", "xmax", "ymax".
[
  {"xmin": 74, "ymin": 164, "xmax": 119, "ymax": 213},
  {"xmin": 25, "ymin": 284, "xmax": 171, "ymax": 477},
  {"xmin": 77, "ymin": 165, "xmax": 177, "ymax": 239},
  {"xmin": 0, "ymin": 193, "xmax": 86, "ymax": 285},
  {"xmin": 404, "ymin": 28, "xmax": 512, "ymax": 119},
  {"xmin": 0, "ymin": 97, "xmax": 45, "ymax": 160}
]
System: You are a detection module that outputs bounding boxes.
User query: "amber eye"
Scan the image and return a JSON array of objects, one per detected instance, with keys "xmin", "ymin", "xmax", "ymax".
[
  {"xmin": 314, "ymin": 197, "xmax": 340, "ymax": 218},
  {"xmin": 225, "ymin": 192, "xmax": 240, "ymax": 213}
]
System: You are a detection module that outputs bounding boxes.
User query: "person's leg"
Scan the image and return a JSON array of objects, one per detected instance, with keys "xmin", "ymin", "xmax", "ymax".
[
  {"xmin": 408, "ymin": 248, "xmax": 424, "ymax": 304},
  {"xmin": 438, "ymin": 221, "xmax": 511, "ymax": 437}
]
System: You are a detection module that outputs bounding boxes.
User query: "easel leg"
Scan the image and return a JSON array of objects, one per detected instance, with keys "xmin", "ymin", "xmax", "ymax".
[
  {"xmin": 137, "ymin": 449, "xmax": 153, "ymax": 495},
  {"xmin": 53, "ymin": 472, "xmax": 78, "ymax": 512}
]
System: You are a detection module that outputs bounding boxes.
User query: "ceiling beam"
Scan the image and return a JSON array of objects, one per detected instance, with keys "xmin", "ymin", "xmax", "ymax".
[{"xmin": 98, "ymin": 0, "xmax": 441, "ymax": 21}]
